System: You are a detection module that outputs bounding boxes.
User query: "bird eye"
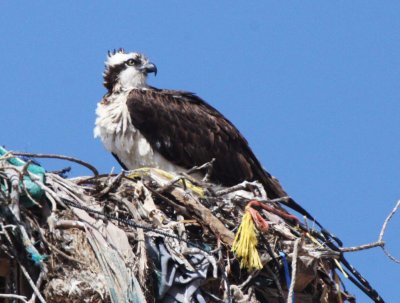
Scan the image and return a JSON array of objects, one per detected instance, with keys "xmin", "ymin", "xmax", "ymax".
[{"xmin": 126, "ymin": 58, "xmax": 139, "ymax": 66}]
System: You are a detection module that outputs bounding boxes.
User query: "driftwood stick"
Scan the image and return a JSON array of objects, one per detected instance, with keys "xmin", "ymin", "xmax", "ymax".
[
  {"xmin": 170, "ymin": 187, "xmax": 235, "ymax": 245},
  {"xmin": 10, "ymin": 151, "xmax": 99, "ymax": 176},
  {"xmin": 146, "ymin": 186, "xmax": 190, "ymax": 216}
]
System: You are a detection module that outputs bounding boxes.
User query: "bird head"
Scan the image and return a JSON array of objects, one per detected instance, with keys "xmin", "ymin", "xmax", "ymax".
[{"xmin": 103, "ymin": 48, "xmax": 157, "ymax": 92}]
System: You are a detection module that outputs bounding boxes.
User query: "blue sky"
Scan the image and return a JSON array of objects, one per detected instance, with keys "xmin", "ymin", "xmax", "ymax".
[{"xmin": 1, "ymin": 2, "xmax": 399, "ymax": 301}]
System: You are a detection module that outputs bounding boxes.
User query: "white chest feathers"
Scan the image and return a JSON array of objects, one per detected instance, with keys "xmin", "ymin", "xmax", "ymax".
[{"xmin": 94, "ymin": 91, "xmax": 185, "ymax": 173}]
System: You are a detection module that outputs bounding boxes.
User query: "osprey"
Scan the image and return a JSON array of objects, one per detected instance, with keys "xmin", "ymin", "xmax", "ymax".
[
  {"xmin": 94, "ymin": 49, "xmax": 330, "ymax": 235},
  {"xmin": 93, "ymin": 50, "xmax": 387, "ymax": 302}
]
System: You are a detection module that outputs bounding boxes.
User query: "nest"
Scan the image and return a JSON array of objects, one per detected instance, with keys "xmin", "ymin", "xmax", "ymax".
[{"xmin": 0, "ymin": 149, "xmax": 372, "ymax": 303}]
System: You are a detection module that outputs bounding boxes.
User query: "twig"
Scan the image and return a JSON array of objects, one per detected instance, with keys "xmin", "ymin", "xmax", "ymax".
[
  {"xmin": 121, "ymin": 198, "xmax": 148, "ymax": 285},
  {"xmin": 258, "ymin": 197, "xmax": 291, "ymax": 205},
  {"xmin": 28, "ymin": 269, "xmax": 47, "ymax": 303},
  {"xmin": 28, "ymin": 174, "xmax": 65, "ymax": 209},
  {"xmin": 202, "ymin": 290, "xmax": 225, "ymax": 303},
  {"xmin": 155, "ymin": 175, "xmax": 185, "ymax": 193},
  {"xmin": 95, "ymin": 172, "xmax": 124, "ymax": 198},
  {"xmin": 182, "ymin": 246, "xmax": 218, "ymax": 278},
  {"xmin": 10, "ymin": 151, "xmax": 99, "ymax": 176},
  {"xmin": 202, "ymin": 158, "xmax": 215, "ymax": 182},
  {"xmin": 73, "ymin": 174, "xmax": 117, "ymax": 185},
  {"xmin": 185, "ymin": 158, "xmax": 215, "ymax": 178},
  {"xmin": 239, "ymin": 269, "xmax": 259, "ymax": 289},
  {"xmin": 31, "ymin": 216, "xmax": 87, "ymax": 266},
  {"xmin": 287, "ymin": 238, "xmax": 301, "ymax": 303},
  {"xmin": 48, "ymin": 166, "xmax": 71, "ymax": 176},
  {"xmin": 46, "ymin": 239, "xmax": 87, "ymax": 266},
  {"xmin": 18, "ymin": 262, "xmax": 47, "ymax": 303},
  {"xmin": 339, "ymin": 200, "xmax": 400, "ymax": 259},
  {"xmin": 0, "ymin": 294, "xmax": 28, "ymax": 302},
  {"xmin": 214, "ymin": 181, "xmax": 255, "ymax": 196},
  {"xmin": 145, "ymin": 186, "xmax": 190, "ymax": 216},
  {"xmin": 0, "ymin": 151, "xmax": 14, "ymax": 161},
  {"xmin": 264, "ymin": 265, "xmax": 285, "ymax": 301},
  {"xmin": 382, "ymin": 247, "xmax": 400, "ymax": 264},
  {"xmin": 378, "ymin": 200, "xmax": 400, "ymax": 242},
  {"xmin": 340, "ymin": 241, "xmax": 384, "ymax": 253},
  {"xmin": 379, "ymin": 200, "xmax": 400, "ymax": 263},
  {"xmin": 0, "ymin": 224, "xmax": 18, "ymax": 231},
  {"xmin": 0, "ymin": 223, "xmax": 47, "ymax": 303}
]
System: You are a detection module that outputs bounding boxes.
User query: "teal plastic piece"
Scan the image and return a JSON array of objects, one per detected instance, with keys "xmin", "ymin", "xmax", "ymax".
[
  {"xmin": 27, "ymin": 246, "xmax": 47, "ymax": 265},
  {"xmin": 0, "ymin": 146, "xmax": 45, "ymax": 207}
]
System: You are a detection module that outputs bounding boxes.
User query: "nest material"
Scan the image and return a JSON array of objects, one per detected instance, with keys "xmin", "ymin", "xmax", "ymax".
[{"xmin": 0, "ymin": 152, "xmax": 356, "ymax": 303}]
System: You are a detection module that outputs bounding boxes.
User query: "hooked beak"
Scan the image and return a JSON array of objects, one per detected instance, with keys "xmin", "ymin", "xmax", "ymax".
[{"xmin": 139, "ymin": 62, "xmax": 157, "ymax": 76}]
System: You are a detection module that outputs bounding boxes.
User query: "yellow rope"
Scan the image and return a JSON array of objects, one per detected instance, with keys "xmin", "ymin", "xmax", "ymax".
[{"xmin": 231, "ymin": 209, "xmax": 263, "ymax": 270}]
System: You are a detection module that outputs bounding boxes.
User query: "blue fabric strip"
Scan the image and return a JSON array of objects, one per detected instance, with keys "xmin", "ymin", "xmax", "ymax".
[{"xmin": 279, "ymin": 251, "xmax": 293, "ymax": 302}]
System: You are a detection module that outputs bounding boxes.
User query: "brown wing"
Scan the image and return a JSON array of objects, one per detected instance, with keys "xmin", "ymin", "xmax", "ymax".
[
  {"xmin": 126, "ymin": 88, "xmax": 343, "ymax": 245},
  {"xmin": 126, "ymin": 88, "xmax": 287, "ymax": 198}
]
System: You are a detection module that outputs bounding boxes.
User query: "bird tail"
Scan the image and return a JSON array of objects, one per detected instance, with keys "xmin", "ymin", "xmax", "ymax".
[
  {"xmin": 258, "ymin": 169, "xmax": 343, "ymax": 246},
  {"xmin": 258, "ymin": 170, "xmax": 385, "ymax": 302}
]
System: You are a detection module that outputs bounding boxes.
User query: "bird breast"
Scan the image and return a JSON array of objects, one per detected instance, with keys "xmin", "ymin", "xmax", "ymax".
[{"xmin": 94, "ymin": 91, "xmax": 185, "ymax": 173}]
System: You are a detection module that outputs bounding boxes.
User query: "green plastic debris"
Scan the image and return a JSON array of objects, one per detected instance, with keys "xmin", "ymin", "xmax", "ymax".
[{"xmin": 0, "ymin": 146, "xmax": 46, "ymax": 207}]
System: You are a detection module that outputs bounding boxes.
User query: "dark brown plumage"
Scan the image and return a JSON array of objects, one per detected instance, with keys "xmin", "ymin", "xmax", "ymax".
[
  {"xmin": 126, "ymin": 88, "xmax": 288, "ymax": 198},
  {"xmin": 124, "ymin": 88, "xmax": 344, "ymax": 245}
]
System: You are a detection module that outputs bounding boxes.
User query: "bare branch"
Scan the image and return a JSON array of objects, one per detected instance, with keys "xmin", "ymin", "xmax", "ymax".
[
  {"xmin": 379, "ymin": 200, "xmax": 400, "ymax": 263},
  {"xmin": 10, "ymin": 151, "xmax": 99, "ymax": 176},
  {"xmin": 379, "ymin": 200, "xmax": 400, "ymax": 243},
  {"xmin": 340, "ymin": 241, "xmax": 384, "ymax": 253},
  {"xmin": 339, "ymin": 200, "xmax": 400, "ymax": 263}
]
